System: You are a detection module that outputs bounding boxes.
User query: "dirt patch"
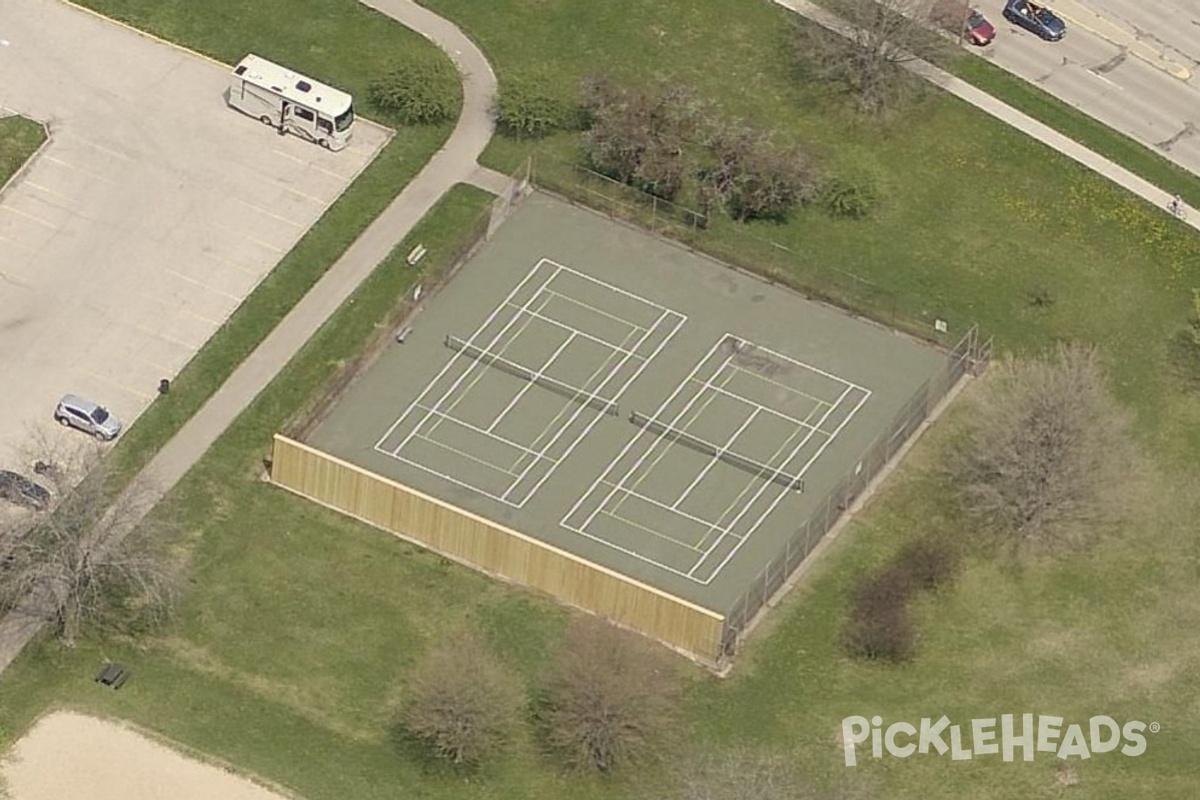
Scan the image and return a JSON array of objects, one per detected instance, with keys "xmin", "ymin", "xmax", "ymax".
[{"xmin": 1, "ymin": 711, "xmax": 296, "ymax": 800}]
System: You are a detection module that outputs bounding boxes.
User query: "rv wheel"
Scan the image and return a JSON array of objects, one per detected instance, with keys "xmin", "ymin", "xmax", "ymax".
[
  {"xmin": 259, "ymin": 115, "xmax": 272, "ymax": 126},
  {"xmin": 319, "ymin": 139, "xmax": 330, "ymax": 149}
]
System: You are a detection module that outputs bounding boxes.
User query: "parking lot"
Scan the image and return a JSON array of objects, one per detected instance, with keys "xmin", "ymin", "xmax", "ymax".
[{"xmin": 0, "ymin": 0, "xmax": 389, "ymax": 469}]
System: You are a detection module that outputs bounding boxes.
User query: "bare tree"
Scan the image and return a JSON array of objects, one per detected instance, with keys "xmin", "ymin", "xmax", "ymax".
[
  {"xmin": 538, "ymin": 617, "xmax": 680, "ymax": 772},
  {"xmin": 400, "ymin": 632, "xmax": 521, "ymax": 767},
  {"xmin": 0, "ymin": 437, "xmax": 179, "ymax": 645},
  {"xmin": 580, "ymin": 75, "xmax": 702, "ymax": 200},
  {"xmin": 792, "ymin": 0, "xmax": 953, "ymax": 113},
  {"xmin": 952, "ymin": 342, "xmax": 1136, "ymax": 550}
]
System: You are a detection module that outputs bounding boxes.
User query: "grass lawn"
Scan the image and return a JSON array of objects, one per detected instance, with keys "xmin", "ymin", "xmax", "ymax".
[
  {"xmin": 3, "ymin": 1, "xmax": 1200, "ymax": 799},
  {"xmin": 0, "ymin": 116, "xmax": 46, "ymax": 187}
]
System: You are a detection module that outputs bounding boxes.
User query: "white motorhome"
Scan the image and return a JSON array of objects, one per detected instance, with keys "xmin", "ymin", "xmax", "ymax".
[{"xmin": 227, "ymin": 54, "xmax": 355, "ymax": 151}]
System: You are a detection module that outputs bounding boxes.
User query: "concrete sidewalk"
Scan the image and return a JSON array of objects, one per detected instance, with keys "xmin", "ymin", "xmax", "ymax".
[
  {"xmin": 773, "ymin": 0, "xmax": 1200, "ymax": 226},
  {"xmin": 0, "ymin": 0, "xmax": 504, "ymax": 674}
]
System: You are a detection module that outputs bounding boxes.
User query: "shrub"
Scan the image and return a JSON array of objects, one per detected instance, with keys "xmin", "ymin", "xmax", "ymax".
[
  {"xmin": 400, "ymin": 633, "xmax": 520, "ymax": 767},
  {"xmin": 822, "ymin": 172, "xmax": 878, "ymax": 218},
  {"xmin": 496, "ymin": 68, "xmax": 580, "ymax": 137},
  {"xmin": 895, "ymin": 535, "xmax": 962, "ymax": 593},
  {"xmin": 579, "ymin": 75, "xmax": 700, "ymax": 201},
  {"xmin": 843, "ymin": 565, "xmax": 916, "ymax": 663},
  {"xmin": 368, "ymin": 51, "xmax": 460, "ymax": 125},
  {"xmin": 538, "ymin": 617, "xmax": 680, "ymax": 772},
  {"xmin": 696, "ymin": 122, "xmax": 820, "ymax": 222}
]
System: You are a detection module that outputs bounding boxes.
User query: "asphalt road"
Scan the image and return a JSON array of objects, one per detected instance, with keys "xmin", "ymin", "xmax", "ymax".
[{"xmin": 975, "ymin": 0, "xmax": 1200, "ymax": 178}]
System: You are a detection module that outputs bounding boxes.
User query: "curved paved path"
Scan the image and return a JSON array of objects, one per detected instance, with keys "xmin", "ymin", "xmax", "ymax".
[{"xmin": 0, "ymin": 0, "xmax": 506, "ymax": 673}]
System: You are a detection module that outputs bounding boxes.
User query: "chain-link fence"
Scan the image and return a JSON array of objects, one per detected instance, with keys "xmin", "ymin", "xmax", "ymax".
[
  {"xmin": 528, "ymin": 154, "xmax": 979, "ymax": 348},
  {"xmin": 718, "ymin": 326, "xmax": 990, "ymax": 659}
]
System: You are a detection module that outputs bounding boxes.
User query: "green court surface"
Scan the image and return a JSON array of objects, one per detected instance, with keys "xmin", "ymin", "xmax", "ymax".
[{"xmin": 308, "ymin": 192, "xmax": 950, "ymax": 612}]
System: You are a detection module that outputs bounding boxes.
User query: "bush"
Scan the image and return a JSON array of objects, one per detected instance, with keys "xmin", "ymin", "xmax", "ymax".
[
  {"xmin": 368, "ymin": 52, "xmax": 460, "ymax": 125},
  {"xmin": 696, "ymin": 122, "xmax": 820, "ymax": 222},
  {"xmin": 821, "ymin": 172, "xmax": 878, "ymax": 218},
  {"xmin": 538, "ymin": 617, "xmax": 680, "ymax": 772},
  {"xmin": 843, "ymin": 565, "xmax": 916, "ymax": 663},
  {"xmin": 496, "ymin": 68, "xmax": 580, "ymax": 137},
  {"xmin": 844, "ymin": 535, "xmax": 963, "ymax": 663},
  {"xmin": 400, "ymin": 633, "xmax": 520, "ymax": 767},
  {"xmin": 579, "ymin": 75, "xmax": 700, "ymax": 201},
  {"xmin": 895, "ymin": 535, "xmax": 962, "ymax": 593}
]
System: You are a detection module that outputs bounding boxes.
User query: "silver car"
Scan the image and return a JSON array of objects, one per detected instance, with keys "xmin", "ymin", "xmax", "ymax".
[{"xmin": 54, "ymin": 394, "xmax": 121, "ymax": 441}]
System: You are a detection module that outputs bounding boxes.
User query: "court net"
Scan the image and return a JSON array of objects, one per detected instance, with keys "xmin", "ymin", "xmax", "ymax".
[
  {"xmin": 630, "ymin": 411, "xmax": 805, "ymax": 491},
  {"xmin": 445, "ymin": 335, "xmax": 619, "ymax": 417}
]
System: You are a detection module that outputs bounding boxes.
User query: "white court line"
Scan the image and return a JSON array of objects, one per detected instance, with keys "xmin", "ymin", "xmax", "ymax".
[
  {"xmin": 501, "ymin": 307, "xmax": 685, "ymax": 506},
  {"xmin": 614, "ymin": 353, "xmax": 736, "ymax": 506},
  {"xmin": 412, "ymin": 433, "xmax": 523, "ymax": 477},
  {"xmin": 537, "ymin": 257, "xmax": 676, "ymax": 313},
  {"xmin": 511, "ymin": 322, "xmax": 643, "ymax": 473},
  {"xmin": 539, "ymin": 287, "xmax": 649, "ymax": 331},
  {"xmin": 695, "ymin": 380, "xmax": 831, "ymax": 436},
  {"xmin": 719, "ymin": 363, "xmax": 831, "ymax": 412},
  {"xmin": 609, "ymin": 484, "xmax": 745, "ymax": 542},
  {"xmin": 413, "ymin": 405, "xmax": 553, "ymax": 463},
  {"xmin": 697, "ymin": 385, "xmax": 872, "ymax": 583},
  {"xmin": 375, "ymin": 260, "xmax": 560, "ymax": 454},
  {"xmin": 487, "ymin": 330, "xmax": 578, "ymax": 433},
  {"xmin": 386, "ymin": 451, "xmax": 521, "ymax": 506},
  {"xmin": 671, "ymin": 405, "xmax": 763, "ymax": 511},
  {"xmin": 603, "ymin": 504, "xmax": 708, "ymax": 553},
  {"xmin": 688, "ymin": 385, "xmax": 854, "ymax": 579},
  {"xmin": 564, "ymin": 339, "xmax": 732, "ymax": 535},
  {"xmin": 430, "ymin": 290, "xmax": 555, "ymax": 435},
  {"xmin": 503, "ymin": 301, "xmax": 646, "ymax": 357},
  {"xmin": 374, "ymin": 264, "xmax": 563, "ymax": 504},
  {"xmin": 738, "ymin": 339, "xmax": 870, "ymax": 393}
]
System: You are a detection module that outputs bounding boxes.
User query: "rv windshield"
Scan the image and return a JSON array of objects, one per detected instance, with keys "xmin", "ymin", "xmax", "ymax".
[{"xmin": 335, "ymin": 105, "xmax": 355, "ymax": 132}]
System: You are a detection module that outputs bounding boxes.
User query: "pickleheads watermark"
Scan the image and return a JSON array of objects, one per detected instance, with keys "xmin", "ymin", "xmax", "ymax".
[{"xmin": 841, "ymin": 714, "xmax": 1158, "ymax": 766}]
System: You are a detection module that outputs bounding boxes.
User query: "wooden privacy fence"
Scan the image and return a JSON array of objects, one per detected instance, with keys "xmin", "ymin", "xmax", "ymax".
[{"xmin": 269, "ymin": 435, "xmax": 726, "ymax": 665}]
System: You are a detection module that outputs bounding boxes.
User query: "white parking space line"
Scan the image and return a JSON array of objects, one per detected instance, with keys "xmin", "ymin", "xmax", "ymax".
[
  {"xmin": 162, "ymin": 268, "xmax": 244, "ymax": 303},
  {"xmin": 22, "ymin": 181, "xmax": 80, "ymax": 205},
  {"xmin": 233, "ymin": 197, "xmax": 305, "ymax": 228},
  {"xmin": 0, "ymin": 203, "xmax": 57, "ymax": 229},
  {"xmin": 0, "ymin": 235, "xmax": 37, "ymax": 254},
  {"xmin": 79, "ymin": 138, "xmax": 134, "ymax": 162},
  {"xmin": 278, "ymin": 184, "xmax": 326, "ymax": 204},
  {"xmin": 81, "ymin": 369, "xmax": 156, "ymax": 403},
  {"xmin": 41, "ymin": 154, "xmax": 116, "ymax": 184}
]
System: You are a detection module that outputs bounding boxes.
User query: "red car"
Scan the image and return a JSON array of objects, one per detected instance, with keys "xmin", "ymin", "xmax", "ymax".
[
  {"xmin": 935, "ymin": 1, "xmax": 997, "ymax": 46},
  {"xmin": 963, "ymin": 9, "xmax": 997, "ymax": 45}
]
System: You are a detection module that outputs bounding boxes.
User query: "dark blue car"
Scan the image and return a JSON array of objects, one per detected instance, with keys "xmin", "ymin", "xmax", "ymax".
[{"xmin": 1003, "ymin": 0, "xmax": 1066, "ymax": 41}]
